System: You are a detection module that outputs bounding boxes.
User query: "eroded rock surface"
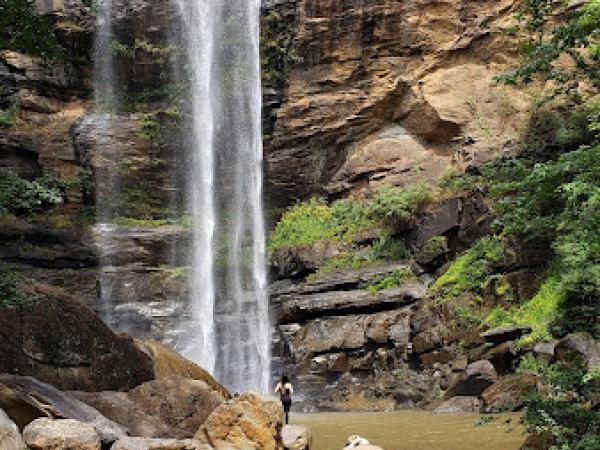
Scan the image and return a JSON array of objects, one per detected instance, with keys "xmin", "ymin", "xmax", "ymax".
[
  {"xmin": 23, "ymin": 418, "xmax": 101, "ymax": 450},
  {"xmin": 195, "ymin": 393, "xmax": 283, "ymax": 450}
]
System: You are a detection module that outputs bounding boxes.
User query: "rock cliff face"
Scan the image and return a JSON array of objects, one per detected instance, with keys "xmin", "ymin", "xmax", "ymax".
[
  {"xmin": 1, "ymin": 0, "xmax": 536, "ymax": 410},
  {"xmin": 263, "ymin": 0, "xmax": 527, "ymax": 208}
]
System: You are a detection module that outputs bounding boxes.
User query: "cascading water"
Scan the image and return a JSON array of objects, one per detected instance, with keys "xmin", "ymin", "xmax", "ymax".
[
  {"xmin": 174, "ymin": 0, "xmax": 270, "ymax": 393},
  {"xmin": 92, "ymin": 0, "xmax": 118, "ymax": 325}
]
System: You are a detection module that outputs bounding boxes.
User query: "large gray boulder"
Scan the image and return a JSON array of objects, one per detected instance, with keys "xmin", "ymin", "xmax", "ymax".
[
  {"xmin": 23, "ymin": 418, "xmax": 101, "ymax": 450},
  {"xmin": 0, "ymin": 409, "xmax": 25, "ymax": 450},
  {"xmin": 555, "ymin": 333, "xmax": 600, "ymax": 369}
]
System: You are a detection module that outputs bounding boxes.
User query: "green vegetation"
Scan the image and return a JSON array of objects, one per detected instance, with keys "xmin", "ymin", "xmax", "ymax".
[
  {"xmin": 485, "ymin": 277, "xmax": 563, "ymax": 345},
  {"xmin": 366, "ymin": 268, "xmax": 416, "ymax": 294},
  {"xmin": 517, "ymin": 354, "xmax": 600, "ymax": 450},
  {"xmin": 0, "ymin": 0, "xmax": 64, "ymax": 60},
  {"xmin": 0, "ymin": 109, "xmax": 15, "ymax": 128},
  {"xmin": 432, "ymin": 236, "xmax": 504, "ymax": 301},
  {"xmin": 111, "ymin": 39, "xmax": 174, "ymax": 64},
  {"xmin": 0, "ymin": 264, "xmax": 39, "ymax": 309},
  {"xmin": 415, "ymin": 235, "xmax": 449, "ymax": 265},
  {"xmin": 112, "ymin": 215, "xmax": 191, "ymax": 228},
  {"xmin": 268, "ymin": 184, "xmax": 432, "ymax": 251},
  {"xmin": 260, "ymin": 10, "xmax": 302, "ymax": 87},
  {"xmin": 487, "ymin": 2, "xmax": 600, "ymax": 447},
  {"xmin": 0, "ymin": 170, "xmax": 67, "ymax": 217}
]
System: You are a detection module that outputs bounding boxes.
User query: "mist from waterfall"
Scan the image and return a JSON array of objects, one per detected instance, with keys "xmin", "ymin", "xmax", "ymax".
[{"xmin": 174, "ymin": 0, "xmax": 270, "ymax": 394}]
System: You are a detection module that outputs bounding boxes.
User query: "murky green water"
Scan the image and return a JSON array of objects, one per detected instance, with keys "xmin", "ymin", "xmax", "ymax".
[{"xmin": 292, "ymin": 411, "xmax": 526, "ymax": 450}]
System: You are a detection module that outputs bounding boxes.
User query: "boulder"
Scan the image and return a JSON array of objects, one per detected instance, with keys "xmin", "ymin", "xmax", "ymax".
[
  {"xmin": 0, "ymin": 375, "xmax": 126, "ymax": 443},
  {"xmin": 282, "ymin": 425, "xmax": 311, "ymax": 450},
  {"xmin": 128, "ymin": 378, "xmax": 225, "ymax": 437},
  {"xmin": 136, "ymin": 340, "xmax": 230, "ymax": 399},
  {"xmin": 70, "ymin": 391, "xmax": 175, "ymax": 439},
  {"xmin": 533, "ymin": 341, "xmax": 558, "ymax": 361},
  {"xmin": 0, "ymin": 408, "xmax": 25, "ymax": 450},
  {"xmin": 23, "ymin": 418, "xmax": 101, "ymax": 450},
  {"xmin": 481, "ymin": 341, "xmax": 519, "ymax": 375},
  {"xmin": 73, "ymin": 377, "xmax": 225, "ymax": 439},
  {"xmin": 481, "ymin": 374, "xmax": 538, "ymax": 413},
  {"xmin": 0, "ymin": 379, "xmax": 48, "ymax": 430},
  {"xmin": 110, "ymin": 438, "xmax": 212, "ymax": 450},
  {"xmin": 434, "ymin": 396, "xmax": 482, "ymax": 414},
  {"xmin": 480, "ymin": 326, "xmax": 532, "ymax": 345},
  {"xmin": 0, "ymin": 283, "xmax": 154, "ymax": 391},
  {"xmin": 445, "ymin": 360, "xmax": 497, "ymax": 398},
  {"xmin": 270, "ymin": 242, "xmax": 351, "ymax": 279},
  {"xmin": 554, "ymin": 333, "xmax": 600, "ymax": 369},
  {"xmin": 195, "ymin": 393, "xmax": 283, "ymax": 450}
]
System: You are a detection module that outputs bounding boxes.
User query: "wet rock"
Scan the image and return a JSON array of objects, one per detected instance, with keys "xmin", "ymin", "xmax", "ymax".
[
  {"xmin": 110, "ymin": 438, "xmax": 212, "ymax": 450},
  {"xmin": 23, "ymin": 418, "xmax": 101, "ymax": 450},
  {"xmin": 282, "ymin": 425, "xmax": 311, "ymax": 450},
  {"xmin": 555, "ymin": 333, "xmax": 600, "ymax": 369},
  {"xmin": 446, "ymin": 360, "xmax": 497, "ymax": 398},
  {"xmin": 0, "ymin": 408, "xmax": 25, "ymax": 450},
  {"xmin": 481, "ymin": 374, "xmax": 537, "ymax": 413},
  {"xmin": 0, "ymin": 375, "xmax": 126, "ymax": 443},
  {"xmin": 195, "ymin": 393, "xmax": 283, "ymax": 450},
  {"xmin": 481, "ymin": 326, "xmax": 532, "ymax": 345},
  {"xmin": 434, "ymin": 396, "xmax": 482, "ymax": 414},
  {"xmin": 0, "ymin": 283, "xmax": 154, "ymax": 391}
]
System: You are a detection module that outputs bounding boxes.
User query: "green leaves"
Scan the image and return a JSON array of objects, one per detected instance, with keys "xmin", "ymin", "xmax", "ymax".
[
  {"xmin": 267, "ymin": 185, "xmax": 433, "ymax": 251},
  {"xmin": 496, "ymin": 0, "xmax": 600, "ymax": 92},
  {"xmin": 0, "ymin": 0, "xmax": 65, "ymax": 60},
  {"xmin": 0, "ymin": 264, "xmax": 39, "ymax": 309},
  {"xmin": 0, "ymin": 170, "xmax": 67, "ymax": 218}
]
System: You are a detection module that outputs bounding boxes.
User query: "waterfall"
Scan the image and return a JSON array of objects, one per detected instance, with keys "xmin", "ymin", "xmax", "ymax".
[
  {"xmin": 92, "ymin": 0, "xmax": 118, "ymax": 325},
  {"xmin": 174, "ymin": 0, "xmax": 270, "ymax": 394}
]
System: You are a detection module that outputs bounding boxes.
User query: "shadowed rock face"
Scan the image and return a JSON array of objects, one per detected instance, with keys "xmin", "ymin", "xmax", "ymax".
[
  {"xmin": 73, "ymin": 377, "xmax": 225, "ymax": 439},
  {"xmin": 0, "ymin": 283, "xmax": 154, "ymax": 391}
]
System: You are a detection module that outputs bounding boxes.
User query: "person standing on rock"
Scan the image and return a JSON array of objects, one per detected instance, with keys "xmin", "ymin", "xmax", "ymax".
[{"xmin": 275, "ymin": 375, "xmax": 294, "ymax": 425}]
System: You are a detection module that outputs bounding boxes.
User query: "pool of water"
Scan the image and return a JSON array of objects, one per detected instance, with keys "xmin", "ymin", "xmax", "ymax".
[{"xmin": 292, "ymin": 411, "xmax": 526, "ymax": 450}]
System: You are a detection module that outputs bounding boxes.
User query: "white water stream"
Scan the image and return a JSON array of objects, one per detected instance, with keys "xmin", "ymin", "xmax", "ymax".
[{"xmin": 174, "ymin": 0, "xmax": 270, "ymax": 393}]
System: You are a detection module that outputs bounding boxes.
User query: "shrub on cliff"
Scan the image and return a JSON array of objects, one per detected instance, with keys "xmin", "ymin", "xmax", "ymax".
[
  {"xmin": 0, "ymin": 0, "xmax": 64, "ymax": 60},
  {"xmin": 0, "ymin": 170, "xmax": 66, "ymax": 218},
  {"xmin": 267, "ymin": 184, "xmax": 432, "ymax": 251},
  {"xmin": 0, "ymin": 265, "xmax": 39, "ymax": 309}
]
